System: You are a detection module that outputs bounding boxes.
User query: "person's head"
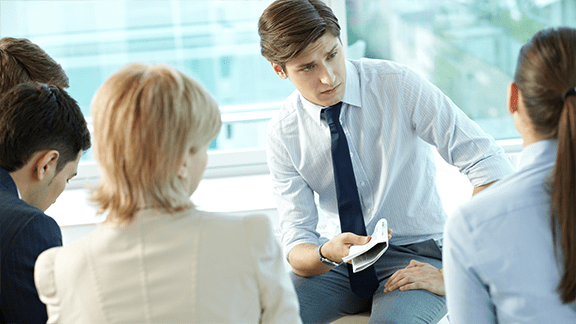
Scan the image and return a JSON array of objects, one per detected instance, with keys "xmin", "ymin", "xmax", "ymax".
[
  {"xmin": 90, "ymin": 63, "xmax": 221, "ymax": 225},
  {"xmin": 259, "ymin": 0, "xmax": 346, "ymax": 107},
  {"xmin": 0, "ymin": 37, "xmax": 69, "ymax": 98},
  {"xmin": 0, "ymin": 82, "xmax": 91, "ymax": 211},
  {"xmin": 510, "ymin": 27, "xmax": 576, "ymax": 142},
  {"xmin": 510, "ymin": 27, "xmax": 576, "ymax": 304}
]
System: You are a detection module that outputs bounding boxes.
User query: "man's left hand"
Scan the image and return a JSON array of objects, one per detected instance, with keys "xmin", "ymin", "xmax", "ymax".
[{"xmin": 383, "ymin": 260, "xmax": 445, "ymax": 295}]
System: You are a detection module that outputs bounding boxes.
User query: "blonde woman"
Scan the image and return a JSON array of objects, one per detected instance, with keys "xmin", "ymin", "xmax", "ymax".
[{"xmin": 34, "ymin": 63, "xmax": 301, "ymax": 323}]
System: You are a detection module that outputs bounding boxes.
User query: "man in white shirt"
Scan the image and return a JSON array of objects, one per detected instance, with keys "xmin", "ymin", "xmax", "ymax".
[{"xmin": 258, "ymin": 0, "xmax": 514, "ymax": 322}]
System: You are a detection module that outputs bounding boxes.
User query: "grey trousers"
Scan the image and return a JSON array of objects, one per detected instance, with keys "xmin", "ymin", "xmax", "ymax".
[{"xmin": 290, "ymin": 239, "xmax": 447, "ymax": 324}]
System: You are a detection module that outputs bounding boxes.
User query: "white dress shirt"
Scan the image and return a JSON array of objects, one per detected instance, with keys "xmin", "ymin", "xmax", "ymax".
[
  {"xmin": 444, "ymin": 139, "xmax": 576, "ymax": 323},
  {"xmin": 267, "ymin": 58, "xmax": 514, "ymax": 257},
  {"xmin": 35, "ymin": 208, "xmax": 301, "ymax": 324}
]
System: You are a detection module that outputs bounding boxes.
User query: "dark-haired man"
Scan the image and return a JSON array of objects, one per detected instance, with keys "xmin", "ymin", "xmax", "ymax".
[
  {"xmin": 0, "ymin": 82, "xmax": 91, "ymax": 323},
  {"xmin": 258, "ymin": 0, "xmax": 515, "ymax": 323}
]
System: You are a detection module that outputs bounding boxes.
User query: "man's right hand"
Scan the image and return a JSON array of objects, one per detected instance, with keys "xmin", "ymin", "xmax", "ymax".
[
  {"xmin": 288, "ymin": 230, "xmax": 392, "ymax": 277},
  {"xmin": 288, "ymin": 233, "xmax": 372, "ymax": 278},
  {"xmin": 320, "ymin": 232, "xmax": 372, "ymax": 263}
]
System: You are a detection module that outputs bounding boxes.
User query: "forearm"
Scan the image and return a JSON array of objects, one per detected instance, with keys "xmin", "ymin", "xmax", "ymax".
[
  {"xmin": 472, "ymin": 180, "xmax": 496, "ymax": 196},
  {"xmin": 288, "ymin": 243, "xmax": 334, "ymax": 277}
]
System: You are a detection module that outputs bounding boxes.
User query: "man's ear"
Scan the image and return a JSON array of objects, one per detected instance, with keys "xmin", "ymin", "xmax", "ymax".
[
  {"xmin": 271, "ymin": 62, "xmax": 288, "ymax": 79},
  {"xmin": 33, "ymin": 150, "xmax": 59, "ymax": 181},
  {"xmin": 507, "ymin": 82, "xmax": 519, "ymax": 114}
]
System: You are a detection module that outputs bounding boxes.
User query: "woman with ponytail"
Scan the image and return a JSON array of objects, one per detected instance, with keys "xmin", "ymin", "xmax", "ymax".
[{"xmin": 443, "ymin": 27, "xmax": 576, "ymax": 323}]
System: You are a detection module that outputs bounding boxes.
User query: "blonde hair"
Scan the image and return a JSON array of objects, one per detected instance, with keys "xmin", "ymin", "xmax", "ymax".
[{"xmin": 90, "ymin": 63, "xmax": 221, "ymax": 225}]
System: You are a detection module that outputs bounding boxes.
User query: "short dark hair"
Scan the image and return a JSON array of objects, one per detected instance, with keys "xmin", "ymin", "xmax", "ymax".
[
  {"xmin": 258, "ymin": 0, "xmax": 341, "ymax": 70},
  {"xmin": 0, "ymin": 82, "xmax": 91, "ymax": 173},
  {"xmin": 0, "ymin": 37, "xmax": 69, "ymax": 97}
]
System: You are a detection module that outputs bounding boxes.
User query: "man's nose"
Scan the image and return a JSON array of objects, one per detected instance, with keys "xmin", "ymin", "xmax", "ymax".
[{"xmin": 319, "ymin": 63, "xmax": 336, "ymax": 85}]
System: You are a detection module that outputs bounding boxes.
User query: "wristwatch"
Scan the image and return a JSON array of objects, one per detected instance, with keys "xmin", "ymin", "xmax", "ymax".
[{"xmin": 317, "ymin": 242, "xmax": 342, "ymax": 267}]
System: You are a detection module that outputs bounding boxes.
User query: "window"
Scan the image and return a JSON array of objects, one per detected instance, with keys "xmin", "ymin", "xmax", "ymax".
[
  {"xmin": 2, "ymin": 0, "xmax": 574, "ymax": 186},
  {"xmin": 345, "ymin": 0, "xmax": 576, "ymax": 141},
  {"xmin": 0, "ymin": 0, "xmax": 294, "ymax": 182}
]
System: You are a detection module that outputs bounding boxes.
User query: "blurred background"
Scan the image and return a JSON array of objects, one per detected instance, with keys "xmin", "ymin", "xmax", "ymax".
[{"xmin": 1, "ymin": 0, "xmax": 574, "ymax": 163}]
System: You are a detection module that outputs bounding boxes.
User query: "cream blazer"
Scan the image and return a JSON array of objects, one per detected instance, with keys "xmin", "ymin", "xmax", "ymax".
[{"xmin": 34, "ymin": 208, "xmax": 301, "ymax": 323}]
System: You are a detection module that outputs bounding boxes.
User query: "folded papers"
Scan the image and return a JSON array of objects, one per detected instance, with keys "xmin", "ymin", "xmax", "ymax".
[{"xmin": 342, "ymin": 218, "xmax": 389, "ymax": 273}]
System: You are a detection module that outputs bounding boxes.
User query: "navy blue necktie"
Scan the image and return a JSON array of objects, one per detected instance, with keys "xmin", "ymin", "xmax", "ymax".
[{"xmin": 324, "ymin": 102, "xmax": 379, "ymax": 300}]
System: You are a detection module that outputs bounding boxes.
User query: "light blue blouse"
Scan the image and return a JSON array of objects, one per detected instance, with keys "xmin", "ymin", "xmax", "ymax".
[
  {"xmin": 444, "ymin": 139, "xmax": 576, "ymax": 323},
  {"xmin": 267, "ymin": 58, "xmax": 514, "ymax": 258}
]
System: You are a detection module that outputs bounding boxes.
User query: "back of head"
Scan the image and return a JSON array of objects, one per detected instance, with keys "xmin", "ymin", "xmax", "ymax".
[
  {"xmin": 90, "ymin": 63, "xmax": 222, "ymax": 225},
  {"xmin": 0, "ymin": 82, "xmax": 91, "ymax": 173},
  {"xmin": 514, "ymin": 27, "xmax": 576, "ymax": 304},
  {"xmin": 514, "ymin": 27, "xmax": 576, "ymax": 137},
  {"xmin": 0, "ymin": 37, "xmax": 69, "ymax": 97},
  {"xmin": 258, "ymin": 0, "xmax": 341, "ymax": 70}
]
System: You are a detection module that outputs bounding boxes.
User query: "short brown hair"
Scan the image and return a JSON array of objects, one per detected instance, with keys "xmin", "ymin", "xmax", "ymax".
[
  {"xmin": 91, "ymin": 63, "xmax": 221, "ymax": 225},
  {"xmin": 0, "ymin": 37, "xmax": 69, "ymax": 98},
  {"xmin": 258, "ymin": 0, "xmax": 340, "ymax": 70}
]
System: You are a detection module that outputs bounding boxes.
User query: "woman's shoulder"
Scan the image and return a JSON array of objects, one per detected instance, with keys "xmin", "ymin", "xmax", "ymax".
[
  {"xmin": 35, "ymin": 244, "xmax": 85, "ymax": 299},
  {"xmin": 35, "ymin": 246, "xmax": 60, "ymax": 278},
  {"xmin": 35, "ymin": 230, "xmax": 94, "ymax": 272},
  {"xmin": 189, "ymin": 209, "xmax": 273, "ymax": 235}
]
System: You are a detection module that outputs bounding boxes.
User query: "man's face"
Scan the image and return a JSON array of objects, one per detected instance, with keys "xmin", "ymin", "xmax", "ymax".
[
  {"xmin": 33, "ymin": 152, "xmax": 81, "ymax": 211},
  {"xmin": 273, "ymin": 33, "xmax": 346, "ymax": 108}
]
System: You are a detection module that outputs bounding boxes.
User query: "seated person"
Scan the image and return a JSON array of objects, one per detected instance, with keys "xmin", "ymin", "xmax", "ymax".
[
  {"xmin": 0, "ymin": 37, "xmax": 69, "ymax": 98},
  {"xmin": 443, "ymin": 27, "xmax": 576, "ymax": 323},
  {"xmin": 34, "ymin": 63, "xmax": 302, "ymax": 323},
  {"xmin": 0, "ymin": 82, "xmax": 91, "ymax": 323},
  {"xmin": 258, "ymin": 0, "xmax": 514, "ymax": 322}
]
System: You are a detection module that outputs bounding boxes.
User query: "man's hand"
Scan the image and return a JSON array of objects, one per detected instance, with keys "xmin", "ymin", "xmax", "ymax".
[
  {"xmin": 321, "ymin": 229, "xmax": 393, "ymax": 263},
  {"xmin": 383, "ymin": 260, "xmax": 445, "ymax": 295},
  {"xmin": 321, "ymin": 232, "xmax": 372, "ymax": 263},
  {"xmin": 288, "ymin": 229, "xmax": 392, "ymax": 277}
]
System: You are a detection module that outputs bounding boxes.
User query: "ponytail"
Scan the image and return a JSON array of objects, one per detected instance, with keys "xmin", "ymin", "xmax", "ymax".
[
  {"xmin": 551, "ymin": 93, "xmax": 576, "ymax": 303},
  {"xmin": 515, "ymin": 28, "xmax": 576, "ymax": 303}
]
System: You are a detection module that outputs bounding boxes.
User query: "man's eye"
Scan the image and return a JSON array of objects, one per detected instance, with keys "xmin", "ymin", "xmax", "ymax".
[
  {"xmin": 328, "ymin": 52, "xmax": 337, "ymax": 59},
  {"xmin": 303, "ymin": 65, "xmax": 314, "ymax": 72}
]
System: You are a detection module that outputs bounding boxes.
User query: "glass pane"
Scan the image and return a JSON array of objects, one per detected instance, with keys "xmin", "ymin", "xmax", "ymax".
[
  {"xmin": 346, "ymin": 0, "xmax": 576, "ymax": 140},
  {"xmin": 0, "ymin": 0, "xmax": 294, "ymax": 160}
]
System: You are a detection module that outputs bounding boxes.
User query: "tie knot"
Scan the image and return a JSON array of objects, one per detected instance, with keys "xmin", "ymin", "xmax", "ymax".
[{"xmin": 323, "ymin": 102, "xmax": 342, "ymax": 126}]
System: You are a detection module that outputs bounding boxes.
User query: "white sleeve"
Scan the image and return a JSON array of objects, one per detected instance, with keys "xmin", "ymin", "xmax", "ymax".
[{"xmin": 243, "ymin": 214, "xmax": 302, "ymax": 324}]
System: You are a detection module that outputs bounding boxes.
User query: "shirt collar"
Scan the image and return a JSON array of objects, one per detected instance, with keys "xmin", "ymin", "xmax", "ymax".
[
  {"xmin": 298, "ymin": 60, "xmax": 362, "ymax": 125},
  {"xmin": 517, "ymin": 139, "xmax": 557, "ymax": 172},
  {"xmin": 342, "ymin": 60, "xmax": 362, "ymax": 108}
]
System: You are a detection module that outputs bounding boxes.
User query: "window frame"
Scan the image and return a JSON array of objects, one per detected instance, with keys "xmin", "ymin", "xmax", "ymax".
[{"xmin": 55, "ymin": 0, "xmax": 524, "ymax": 190}]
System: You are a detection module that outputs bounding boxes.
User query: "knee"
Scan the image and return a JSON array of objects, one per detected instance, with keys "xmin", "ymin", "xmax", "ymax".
[{"xmin": 369, "ymin": 291, "xmax": 447, "ymax": 324}]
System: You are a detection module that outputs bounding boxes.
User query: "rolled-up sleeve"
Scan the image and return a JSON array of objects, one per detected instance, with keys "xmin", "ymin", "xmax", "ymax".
[{"xmin": 402, "ymin": 67, "xmax": 515, "ymax": 187}]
